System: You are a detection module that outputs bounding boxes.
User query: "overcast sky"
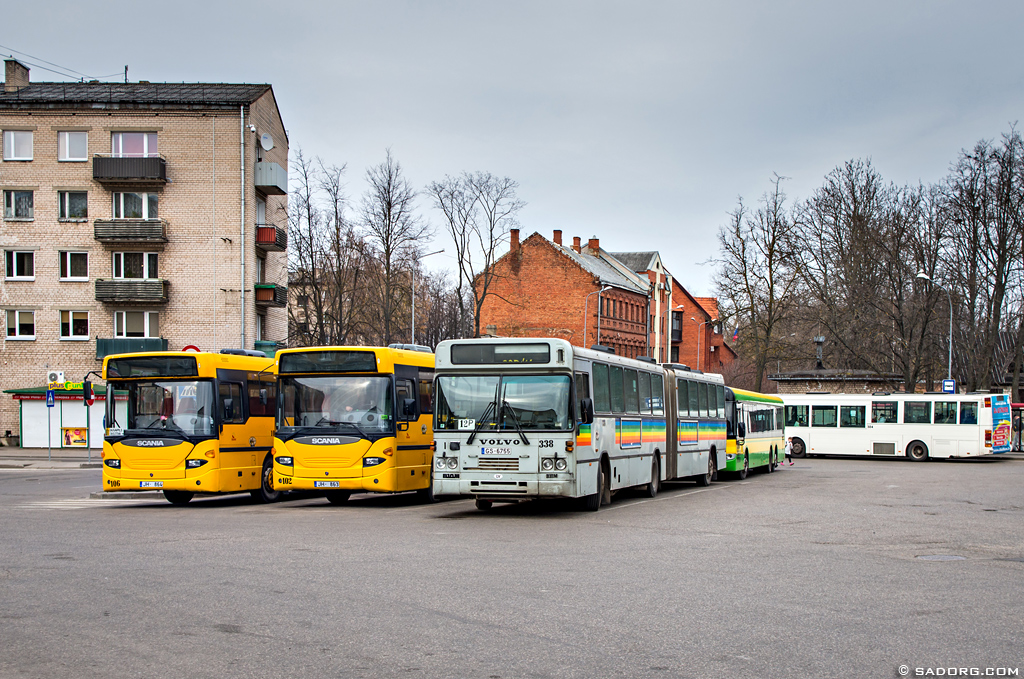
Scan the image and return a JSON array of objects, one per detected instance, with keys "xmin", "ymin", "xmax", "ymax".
[{"xmin": 7, "ymin": 0, "xmax": 1024, "ymax": 294}]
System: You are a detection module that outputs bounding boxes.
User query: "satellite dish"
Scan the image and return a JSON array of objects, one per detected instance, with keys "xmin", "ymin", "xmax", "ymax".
[{"xmin": 260, "ymin": 133, "xmax": 274, "ymax": 151}]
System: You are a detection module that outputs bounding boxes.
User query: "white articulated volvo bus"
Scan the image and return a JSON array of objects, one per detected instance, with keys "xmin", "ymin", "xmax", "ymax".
[
  {"xmin": 431, "ymin": 338, "xmax": 727, "ymax": 511},
  {"xmin": 781, "ymin": 392, "xmax": 1010, "ymax": 461}
]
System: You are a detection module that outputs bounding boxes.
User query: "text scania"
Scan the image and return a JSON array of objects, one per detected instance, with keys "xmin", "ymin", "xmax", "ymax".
[
  {"xmin": 915, "ymin": 669, "xmax": 1019, "ymax": 676},
  {"xmin": 310, "ymin": 438, "xmax": 344, "ymax": 445},
  {"xmin": 136, "ymin": 441, "xmax": 166, "ymax": 447}
]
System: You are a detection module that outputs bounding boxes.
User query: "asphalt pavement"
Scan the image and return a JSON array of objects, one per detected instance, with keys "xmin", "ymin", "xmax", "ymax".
[{"xmin": 0, "ymin": 455, "xmax": 1021, "ymax": 678}]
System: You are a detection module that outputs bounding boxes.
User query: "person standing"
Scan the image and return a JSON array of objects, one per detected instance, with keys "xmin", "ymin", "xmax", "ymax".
[{"xmin": 784, "ymin": 436, "xmax": 794, "ymax": 465}]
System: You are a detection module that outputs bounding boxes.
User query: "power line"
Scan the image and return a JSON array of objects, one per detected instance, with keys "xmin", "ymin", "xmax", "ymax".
[{"xmin": 0, "ymin": 43, "xmax": 96, "ymax": 79}]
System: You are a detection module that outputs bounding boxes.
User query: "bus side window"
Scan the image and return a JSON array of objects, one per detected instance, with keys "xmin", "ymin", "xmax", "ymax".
[
  {"xmin": 651, "ymin": 374, "xmax": 664, "ymax": 416},
  {"xmin": 418, "ymin": 380, "xmax": 433, "ymax": 415},
  {"xmin": 249, "ymin": 379, "xmax": 275, "ymax": 417},
  {"xmin": 638, "ymin": 372, "xmax": 651, "ymax": 415},
  {"xmin": 960, "ymin": 402, "xmax": 978, "ymax": 425},
  {"xmin": 677, "ymin": 380, "xmax": 687, "ymax": 416},
  {"xmin": 688, "ymin": 380, "xmax": 699, "ymax": 417},
  {"xmin": 717, "ymin": 385, "xmax": 725, "ymax": 419},
  {"xmin": 592, "ymin": 363, "xmax": 610, "ymax": 413},
  {"xmin": 220, "ymin": 382, "xmax": 245, "ymax": 423},
  {"xmin": 609, "ymin": 366, "xmax": 625, "ymax": 413}
]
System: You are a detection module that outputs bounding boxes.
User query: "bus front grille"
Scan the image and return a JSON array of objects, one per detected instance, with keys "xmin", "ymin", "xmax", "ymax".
[{"xmin": 467, "ymin": 459, "xmax": 520, "ymax": 471}]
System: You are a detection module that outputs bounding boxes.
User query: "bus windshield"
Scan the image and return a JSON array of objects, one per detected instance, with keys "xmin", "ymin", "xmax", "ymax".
[
  {"xmin": 435, "ymin": 374, "xmax": 573, "ymax": 431},
  {"xmin": 112, "ymin": 380, "xmax": 216, "ymax": 437},
  {"xmin": 278, "ymin": 376, "xmax": 394, "ymax": 436}
]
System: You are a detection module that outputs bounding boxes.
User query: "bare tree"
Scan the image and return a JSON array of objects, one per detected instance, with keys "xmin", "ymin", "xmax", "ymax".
[
  {"xmin": 426, "ymin": 172, "xmax": 524, "ymax": 338},
  {"xmin": 715, "ymin": 175, "xmax": 799, "ymax": 391},
  {"xmin": 360, "ymin": 150, "xmax": 430, "ymax": 345}
]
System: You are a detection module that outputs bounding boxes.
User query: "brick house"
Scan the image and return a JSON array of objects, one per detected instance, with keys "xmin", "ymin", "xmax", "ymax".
[
  {"xmin": 476, "ymin": 230, "xmax": 652, "ymax": 358},
  {"xmin": 607, "ymin": 251, "xmax": 673, "ymax": 363},
  {"xmin": 693, "ymin": 296, "xmax": 737, "ymax": 374},
  {"xmin": 0, "ymin": 60, "xmax": 289, "ymax": 444}
]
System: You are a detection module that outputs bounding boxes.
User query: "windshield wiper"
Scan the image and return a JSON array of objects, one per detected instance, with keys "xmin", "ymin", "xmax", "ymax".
[
  {"xmin": 467, "ymin": 400, "xmax": 497, "ymax": 445},
  {"xmin": 501, "ymin": 400, "xmax": 530, "ymax": 445}
]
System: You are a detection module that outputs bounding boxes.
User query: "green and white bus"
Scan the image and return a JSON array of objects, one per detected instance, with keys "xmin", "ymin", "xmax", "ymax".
[{"xmin": 724, "ymin": 388, "xmax": 785, "ymax": 477}]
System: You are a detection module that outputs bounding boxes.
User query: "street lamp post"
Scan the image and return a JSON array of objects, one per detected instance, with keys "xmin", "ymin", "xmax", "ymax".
[
  {"xmin": 688, "ymin": 315, "xmax": 708, "ymax": 370},
  {"xmin": 584, "ymin": 286, "xmax": 611, "ymax": 348},
  {"xmin": 412, "ymin": 249, "xmax": 444, "ymax": 345},
  {"xmin": 916, "ymin": 272, "xmax": 953, "ymax": 380}
]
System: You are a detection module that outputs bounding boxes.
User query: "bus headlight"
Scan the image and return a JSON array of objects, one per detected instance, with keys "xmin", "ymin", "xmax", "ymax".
[
  {"xmin": 363, "ymin": 457, "xmax": 386, "ymax": 467},
  {"xmin": 435, "ymin": 457, "xmax": 447, "ymax": 470},
  {"xmin": 275, "ymin": 456, "xmax": 294, "ymax": 466},
  {"xmin": 541, "ymin": 458, "xmax": 554, "ymax": 471},
  {"xmin": 554, "ymin": 458, "xmax": 568, "ymax": 471},
  {"xmin": 446, "ymin": 457, "xmax": 459, "ymax": 470},
  {"xmin": 185, "ymin": 459, "xmax": 207, "ymax": 469},
  {"xmin": 104, "ymin": 459, "xmax": 120, "ymax": 468}
]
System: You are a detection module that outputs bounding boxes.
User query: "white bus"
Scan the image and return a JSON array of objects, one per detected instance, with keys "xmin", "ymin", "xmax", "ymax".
[
  {"xmin": 431, "ymin": 338, "xmax": 727, "ymax": 511},
  {"xmin": 781, "ymin": 392, "xmax": 1010, "ymax": 461}
]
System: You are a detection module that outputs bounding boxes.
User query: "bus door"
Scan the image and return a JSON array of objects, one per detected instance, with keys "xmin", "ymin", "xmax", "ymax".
[
  {"xmin": 218, "ymin": 379, "xmax": 254, "ymax": 490},
  {"xmin": 394, "ymin": 365, "xmax": 432, "ymax": 491}
]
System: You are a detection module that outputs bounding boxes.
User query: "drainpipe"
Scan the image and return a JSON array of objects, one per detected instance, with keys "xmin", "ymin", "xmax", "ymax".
[{"xmin": 239, "ymin": 106, "xmax": 246, "ymax": 349}]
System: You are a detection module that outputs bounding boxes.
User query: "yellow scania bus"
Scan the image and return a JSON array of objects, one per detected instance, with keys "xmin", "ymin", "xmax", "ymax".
[
  {"xmin": 272, "ymin": 345, "xmax": 435, "ymax": 504},
  {"xmin": 101, "ymin": 350, "xmax": 278, "ymax": 505}
]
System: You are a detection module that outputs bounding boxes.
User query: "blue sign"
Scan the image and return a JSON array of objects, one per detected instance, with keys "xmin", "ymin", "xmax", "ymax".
[
  {"xmin": 942, "ymin": 379, "xmax": 956, "ymax": 394},
  {"xmin": 45, "ymin": 390, "xmax": 55, "ymax": 407}
]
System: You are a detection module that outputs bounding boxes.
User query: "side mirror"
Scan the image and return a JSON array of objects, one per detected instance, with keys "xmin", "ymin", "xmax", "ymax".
[
  {"xmin": 259, "ymin": 388, "xmax": 268, "ymax": 405},
  {"xmin": 403, "ymin": 398, "xmax": 417, "ymax": 419},
  {"xmin": 223, "ymin": 398, "xmax": 234, "ymax": 421},
  {"xmin": 737, "ymin": 422, "xmax": 746, "ymax": 439},
  {"xmin": 580, "ymin": 398, "xmax": 595, "ymax": 425}
]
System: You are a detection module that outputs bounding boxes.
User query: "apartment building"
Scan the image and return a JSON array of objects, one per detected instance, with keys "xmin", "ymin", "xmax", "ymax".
[{"xmin": 0, "ymin": 60, "xmax": 289, "ymax": 443}]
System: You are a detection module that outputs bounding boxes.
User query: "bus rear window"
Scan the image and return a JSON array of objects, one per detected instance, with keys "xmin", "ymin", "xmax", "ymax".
[
  {"xmin": 279, "ymin": 351, "xmax": 377, "ymax": 374},
  {"xmin": 106, "ymin": 356, "xmax": 198, "ymax": 378}
]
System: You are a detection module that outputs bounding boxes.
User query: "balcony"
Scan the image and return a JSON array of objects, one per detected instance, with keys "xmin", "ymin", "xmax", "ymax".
[
  {"xmin": 255, "ymin": 224, "xmax": 287, "ymax": 251},
  {"xmin": 95, "ymin": 337, "xmax": 168, "ymax": 360},
  {"xmin": 254, "ymin": 161, "xmax": 287, "ymax": 195},
  {"xmin": 254, "ymin": 283, "xmax": 287, "ymax": 307},
  {"xmin": 93, "ymin": 155, "xmax": 167, "ymax": 185},
  {"xmin": 94, "ymin": 219, "xmax": 168, "ymax": 247},
  {"xmin": 95, "ymin": 279, "xmax": 169, "ymax": 304}
]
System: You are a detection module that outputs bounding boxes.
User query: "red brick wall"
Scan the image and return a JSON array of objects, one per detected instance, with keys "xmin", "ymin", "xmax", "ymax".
[{"xmin": 476, "ymin": 233, "xmax": 649, "ymax": 358}]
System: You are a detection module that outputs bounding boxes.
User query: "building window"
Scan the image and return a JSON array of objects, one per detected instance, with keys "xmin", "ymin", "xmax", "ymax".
[
  {"xmin": 112, "ymin": 192, "xmax": 158, "ymax": 219},
  {"xmin": 113, "ymin": 252, "xmax": 158, "ymax": 279},
  {"xmin": 58, "ymin": 191, "xmax": 88, "ymax": 220},
  {"xmin": 5, "ymin": 310, "xmax": 35, "ymax": 339},
  {"xmin": 670, "ymin": 346, "xmax": 679, "ymax": 363},
  {"xmin": 4, "ymin": 190, "xmax": 33, "ymax": 219},
  {"xmin": 59, "ymin": 251, "xmax": 89, "ymax": 281},
  {"xmin": 255, "ymin": 254, "xmax": 266, "ymax": 283},
  {"xmin": 2, "ymin": 130, "xmax": 32, "ymax": 160},
  {"xmin": 114, "ymin": 310, "xmax": 159, "ymax": 338},
  {"xmin": 58, "ymin": 131, "xmax": 88, "ymax": 161},
  {"xmin": 255, "ymin": 313, "xmax": 266, "ymax": 341},
  {"xmin": 4, "ymin": 251, "xmax": 34, "ymax": 280},
  {"xmin": 297, "ymin": 294, "xmax": 309, "ymax": 308},
  {"xmin": 111, "ymin": 132, "xmax": 157, "ymax": 158},
  {"xmin": 60, "ymin": 311, "xmax": 89, "ymax": 339}
]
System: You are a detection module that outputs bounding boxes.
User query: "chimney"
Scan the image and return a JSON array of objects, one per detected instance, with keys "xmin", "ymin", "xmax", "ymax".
[
  {"xmin": 588, "ymin": 235, "xmax": 600, "ymax": 252},
  {"xmin": 553, "ymin": 229, "xmax": 562, "ymax": 246},
  {"xmin": 510, "ymin": 228, "xmax": 519, "ymax": 251},
  {"xmin": 4, "ymin": 59, "xmax": 30, "ymax": 93},
  {"xmin": 572, "ymin": 236, "xmax": 581, "ymax": 253}
]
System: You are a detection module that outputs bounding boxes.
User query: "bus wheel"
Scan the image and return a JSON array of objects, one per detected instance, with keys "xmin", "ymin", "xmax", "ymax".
[
  {"xmin": 696, "ymin": 454, "xmax": 714, "ymax": 487},
  {"xmin": 645, "ymin": 455, "xmax": 660, "ymax": 498},
  {"xmin": 250, "ymin": 456, "xmax": 281, "ymax": 504},
  {"xmin": 737, "ymin": 453, "xmax": 749, "ymax": 480},
  {"xmin": 767, "ymin": 448, "xmax": 775, "ymax": 473},
  {"xmin": 583, "ymin": 463, "xmax": 606, "ymax": 511},
  {"xmin": 416, "ymin": 472, "xmax": 436, "ymax": 503},
  {"xmin": 791, "ymin": 437, "xmax": 807, "ymax": 458},
  {"xmin": 325, "ymin": 490, "xmax": 351, "ymax": 505},
  {"xmin": 907, "ymin": 440, "xmax": 929, "ymax": 462},
  {"xmin": 163, "ymin": 490, "xmax": 193, "ymax": 505},
  {"xmin": 475, "ymin": 498, "xmax": 493, "ymax": 511}
]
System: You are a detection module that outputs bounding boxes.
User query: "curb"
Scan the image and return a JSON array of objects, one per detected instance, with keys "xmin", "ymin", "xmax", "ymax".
[{"xmin": 89, "ymin": 491, "xmax": 164, "ymax": 500}]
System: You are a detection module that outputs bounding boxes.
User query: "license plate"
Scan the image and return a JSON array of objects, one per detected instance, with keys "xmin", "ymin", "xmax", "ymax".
[
  {"xmin": 482, "ymin": 447, "xmax": 513, "ymax": 456},
  {"xmin": 314, "ymin": 481, "xmax": 340, "ymax": 488},
  {"xmin": 140, "ymin": 481, "xmax": 163, "ymax": 488}
]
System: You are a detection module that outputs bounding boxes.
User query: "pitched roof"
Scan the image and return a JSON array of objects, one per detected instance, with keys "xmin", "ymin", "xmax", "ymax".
[
  {"xmin": 608, "ymin": 251, "xmax": 659, "ymax": 273},
  {"xmin": 0, "ymin": 82, "xmax": 272, "ymax": 110},
  {"xmin": 694, "ymin": 297, "xmax": 719, "ymax": 319},
  {"xmin": 555, "ymin": 244, "xmax": 649, "ymax": 295}
]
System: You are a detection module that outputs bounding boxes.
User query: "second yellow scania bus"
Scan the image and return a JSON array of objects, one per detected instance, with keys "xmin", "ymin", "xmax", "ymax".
[{"xmin": 272, "ymin": 345, "xmax": 435, "ymax": 504}]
